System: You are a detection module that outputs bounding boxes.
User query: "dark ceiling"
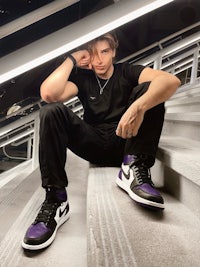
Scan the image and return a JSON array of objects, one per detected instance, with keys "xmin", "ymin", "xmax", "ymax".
[
  {"xmin": 0, "ymin": 0, "xmax": 200, "ymax": 116},
  {"xmin": 1, "ymin": 0, "xmax": 200, "ymax": 58}
]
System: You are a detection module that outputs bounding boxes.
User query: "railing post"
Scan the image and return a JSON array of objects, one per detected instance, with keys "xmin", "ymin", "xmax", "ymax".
[
  {"xmin": 190, "ymin": 48, "xmax": 199, "ymax": 84},
  {"xmin": 153, "ymin": 55, "xmax": 162, "ymax": 70},
  {"xmin": 27, "ymin": 137, "xmax": 32, "ymax": 160}
]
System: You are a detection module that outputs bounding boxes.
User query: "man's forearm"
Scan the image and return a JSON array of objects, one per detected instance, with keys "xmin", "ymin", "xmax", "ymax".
[{"xmin": 135, "ymin": 74, "xmax": 181, "ymax": 113}]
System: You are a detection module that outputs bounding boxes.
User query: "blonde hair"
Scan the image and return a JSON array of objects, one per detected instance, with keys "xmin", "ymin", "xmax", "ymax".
[{"xmin": 86, "ymin": 33, "xmax": 119, "ymax": 55}]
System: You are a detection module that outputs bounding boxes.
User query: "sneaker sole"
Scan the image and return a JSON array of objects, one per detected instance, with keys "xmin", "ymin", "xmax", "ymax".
[
  {"xmin": 21, "ymin": 212, "xmax": 70, "ymax": 250},
  {"xmin": 116, "ymin": 177, "xmax": 164, "ymax": 210}
]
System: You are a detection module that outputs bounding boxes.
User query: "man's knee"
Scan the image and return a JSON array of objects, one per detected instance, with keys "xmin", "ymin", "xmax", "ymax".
[
  {"xmin": 128, "ymin": 82, "xmax": 151, "ymax": 106},
  {"xmin": 40, "ymin": 102, "xmax": 65, "ymax": 119},
  {"xmin": 133, "ymin": 82, "xmax": 151, "ymax": 98}
]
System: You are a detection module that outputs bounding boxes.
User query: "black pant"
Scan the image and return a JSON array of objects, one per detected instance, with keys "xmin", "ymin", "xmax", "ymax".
[{"xmin": 39, "ymin": 82, "xmax": 165, "ymax": 187}]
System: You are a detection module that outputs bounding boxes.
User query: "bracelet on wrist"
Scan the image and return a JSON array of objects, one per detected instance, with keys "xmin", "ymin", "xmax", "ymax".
[{"xmin": 68, "ymin": 54, "xmax": 76, "ymax": 66}]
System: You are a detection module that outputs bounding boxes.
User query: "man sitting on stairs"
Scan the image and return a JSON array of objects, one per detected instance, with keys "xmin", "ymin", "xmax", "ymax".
[{"xmin": 22, "ymin": 32, "xmax": 181, "ymax": 250}]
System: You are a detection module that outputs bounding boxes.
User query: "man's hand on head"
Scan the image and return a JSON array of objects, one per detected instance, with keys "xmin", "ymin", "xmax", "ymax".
[{"xmin": 72, "ymin": 50, "xmax": 92, "ymax": 69}]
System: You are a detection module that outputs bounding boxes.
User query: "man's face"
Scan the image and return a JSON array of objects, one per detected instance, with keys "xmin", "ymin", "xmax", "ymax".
[{"xmin": 90, "ymin": 40, "xmax": 116, "ymax": 77}]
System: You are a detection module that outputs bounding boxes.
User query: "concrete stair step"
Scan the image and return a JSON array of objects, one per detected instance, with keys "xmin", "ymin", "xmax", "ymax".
[
  {"xmin": 158, "ymin": 136, "xmax": 200, "ymax": 185},
  {"xmin": 1, "ymin": 151, "xmax": 200, "ymax": 266},
  {"xmin": 152, "ymin": 136, "xmax": 200, "ymax": 218},
  {"xmin": 165, "ymin": 96, "xmax": 200, "ymax": 113},
  {"xmin": 87, "ymin": 166, "xmax": 200, "ymax": 267},
  {"xmin": 162, "ymin": 112, "xmax": 200, "ymax": 141},
  {"xmin": 168, "ymin": 84, "xmax": 200, "ymax": 100},
  {"xmin": 0, "ymin": 151, "xmax": 89, "ymax": 267},
  {"xmin": 165, "ymin": 84, "xmax": 200, "ymax": 112},
  {"xmin": 165, "ymin": 111, "xmax": 200, "ymax": 122}
]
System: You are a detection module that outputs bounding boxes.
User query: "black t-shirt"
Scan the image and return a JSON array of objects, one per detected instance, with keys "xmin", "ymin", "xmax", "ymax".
[{"xmin": 69, "ymin": 62, "xmax": 145, "ymax": 125}]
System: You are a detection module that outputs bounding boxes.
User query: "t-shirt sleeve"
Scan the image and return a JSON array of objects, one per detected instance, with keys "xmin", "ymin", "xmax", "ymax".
[
  {"xmin": 68, "ymin": 68, "xmax": 93, "ymax": 100},
  {"xmin": 123, "ymin": 63, "xmax": 146, "ymax": 84},
  {"xmin": 68, "ymin": 68, "xmax": 81, "ymax": 87},
  {"xmin": 68, "ymin": 67, "xmax": 91, "ymax": 89}
]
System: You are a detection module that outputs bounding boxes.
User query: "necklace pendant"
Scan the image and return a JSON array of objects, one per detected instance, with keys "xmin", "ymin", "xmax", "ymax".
[{"xmin": 95, "ymin": 74, "xmax": 110, "ymax": 95}]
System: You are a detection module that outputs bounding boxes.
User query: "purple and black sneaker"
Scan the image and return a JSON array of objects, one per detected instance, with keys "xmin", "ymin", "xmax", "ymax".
[
  {"xmin": 116, "ymin": 154, "xmax": 164, "ymax": 210},
  {"xmin": 22, "ymin": 187, "xmax": 70, "ymax": 250}
]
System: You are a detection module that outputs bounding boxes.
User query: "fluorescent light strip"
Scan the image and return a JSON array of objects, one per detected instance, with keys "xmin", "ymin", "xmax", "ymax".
[{"xmin": 0, "ymin": 0, "xmax": 173, "ymax": 84}]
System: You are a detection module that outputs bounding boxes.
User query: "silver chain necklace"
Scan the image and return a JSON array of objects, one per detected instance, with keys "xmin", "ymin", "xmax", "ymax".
[{"xmin": 95, "ymin": 75, "xmax": 110, "ymax": 95}]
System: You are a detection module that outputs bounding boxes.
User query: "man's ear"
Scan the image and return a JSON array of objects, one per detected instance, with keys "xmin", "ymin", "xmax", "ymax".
[{"xmin": 112, "ymin": 49, "xmax": 116, "ymax": 58}]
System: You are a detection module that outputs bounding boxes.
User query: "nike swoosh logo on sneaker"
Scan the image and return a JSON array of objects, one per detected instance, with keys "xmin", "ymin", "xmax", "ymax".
[
  {"xmin": 121, "ymin": 164, "xmax": 130, "ymax": 180},
  {"xmin": 59, "ymin": 204, "xmax": 68, "ymax": 218}
]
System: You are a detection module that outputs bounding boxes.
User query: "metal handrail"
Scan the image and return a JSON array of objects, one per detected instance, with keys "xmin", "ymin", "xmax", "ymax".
[{"xmin": 119, "ymin": 21, "xmax": 200, "ymax": 64}]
